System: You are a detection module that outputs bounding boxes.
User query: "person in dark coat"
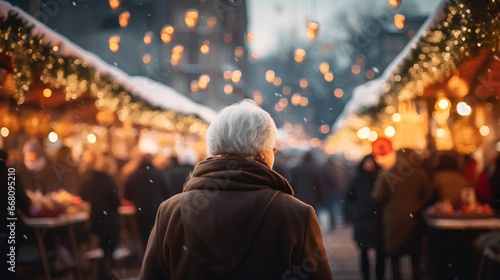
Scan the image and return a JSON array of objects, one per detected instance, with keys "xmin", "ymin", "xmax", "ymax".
[
  {"xmin": 346, "ymin": 154, "xmax": 384, "ymax": 280},
  {"xmin": 290, "ymin": 151, "xmax": 325, "ymax": 214},
  {"xmin": 431, "ymin": 153, "xmax": 469, "ymax": 206},
  {"xmin": 140, "ymin": 99, "xmax": 332, "ymax": 280},
  {"xmin": 124, "ymin": 153, "xmax": 169, "ymax": 247},
  {"xmin": 372, "ymin": 148, "xmax": 434, "ymax": 280},
  {"xmin": 78, "ymin": 158, "xmax": 120, "ymax": 280}
]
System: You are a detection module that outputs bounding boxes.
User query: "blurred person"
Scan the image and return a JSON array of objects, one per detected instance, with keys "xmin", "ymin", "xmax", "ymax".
[
  {"xmin": 140, "ymin": 100, "xmax": 332, "ymax": 280},
  {"xmin": 372, "ymin": 148, "xmax": 434, "ymax": 280},
  {"xmin": 290, "ymin": 150, "xmax": 325, "ymax": 215},
  {"xmin": 431, "ymin": 153, "xmax": 469, "ymax": 206},
  {"xmin": 53, "ymin": 145, "xmax": 80, "ymax": 194},
  {"xmin": 273, "ymin": 150, "xmax": 290, "ymax": 180},
  {"xmin": 19, "ymin": 138, "xmax": 63, "ymax": 194},
  {"xmin": 322, "ymin": 156, "xmax": 342, "ymax": 230},
  {"xmin": 346, "ymin": 155, "xmax": 384, "ymax": 280},
  {"xmin": 78, "ymin": 157, "xmax": 120, "ymax": 280},
  {"xmin": 491, "ymin": 154, "xmax": 500, "ymax": 210},
  {"xmin": 168, "ymin": 146, "xmax": 198, "ymax": 195},
  {"xmin": 119, "ymin": 146, "xmax": 142, "ymax": 197},
  {"xmin": 124, "ymin": 153, "xmax": 169, "ymax": 247}
]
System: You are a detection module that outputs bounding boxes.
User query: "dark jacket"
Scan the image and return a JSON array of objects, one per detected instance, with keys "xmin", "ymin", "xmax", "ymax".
[
  {"xmin": 346, "ymin": 155, "xmax": 383, "ymax": 248},
  {"xmin": 372, "ymin": 149, "xmax": 434, "ymax": 255},
  {"xmin": 140, "ymin": 156, "xmax": 332, "ymax": 280},
  {"xmin": 290, "ymin": 154, "xmax": 324, "ymax": 207}
]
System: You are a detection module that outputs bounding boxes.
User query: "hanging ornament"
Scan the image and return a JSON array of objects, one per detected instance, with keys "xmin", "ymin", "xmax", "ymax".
[{"xmin": 306, "ymin": 21, "xmax": 319, "ymax": 40}]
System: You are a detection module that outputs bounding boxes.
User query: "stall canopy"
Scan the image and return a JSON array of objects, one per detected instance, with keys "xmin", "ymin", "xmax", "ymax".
[
  {"xmin": 0, "ymin": 1, "xmax": 217, "ymax": 138},
  {"xmin": 332, "ymin": 0, "xmax": 499, "ymax": 132}
]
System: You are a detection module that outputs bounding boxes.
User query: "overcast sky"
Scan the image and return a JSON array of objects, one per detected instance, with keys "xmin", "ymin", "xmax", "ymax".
[{"xmin": 247, "ymin": 0, "xmax": 441, "ymax": 58}]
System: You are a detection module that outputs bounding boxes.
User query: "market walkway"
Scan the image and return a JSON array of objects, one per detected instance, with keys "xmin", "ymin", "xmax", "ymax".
[{"xmin": 324, "ymin": 224, "xmax": 363, "ymax": 279}]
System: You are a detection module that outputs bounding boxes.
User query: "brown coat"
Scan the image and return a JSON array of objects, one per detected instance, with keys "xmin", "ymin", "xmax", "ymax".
[
  {"xmin": 140, "ymin": 156, "xmax": 332, "ymax": 280},
  {"xmin": 372, "ymin": 149, "xmax": 433, "ymax": 255}
]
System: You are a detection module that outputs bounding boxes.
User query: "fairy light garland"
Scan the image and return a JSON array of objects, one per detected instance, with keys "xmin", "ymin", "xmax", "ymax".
[{"xmin": 0, "ymin": 11, "xmax": 208, "ymax": 134}]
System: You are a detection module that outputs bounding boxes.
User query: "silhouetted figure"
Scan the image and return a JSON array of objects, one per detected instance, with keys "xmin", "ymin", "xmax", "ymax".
[
  {"xmin": 290, "ymin": 151, "xmax": 325, "ymax": 214},
  {"xmin": 347, "ymin": 155, "xmax": 384, "ymax": 280},
  {"xmin": 431, "ymin": 153, "xmax": 469, "ymax": 207}
]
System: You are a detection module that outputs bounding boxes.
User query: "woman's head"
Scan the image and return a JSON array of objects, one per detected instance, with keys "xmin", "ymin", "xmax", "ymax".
[{"xmin": 206, "ymin": 99, "xmax": 277, "ymax": 166}]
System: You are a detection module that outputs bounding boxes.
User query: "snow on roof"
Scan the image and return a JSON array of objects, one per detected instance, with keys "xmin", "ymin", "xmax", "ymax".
[
  {"xmin": 0, "ymin": 1, "xmax": 217, "ymax": 123},
  {"xmin": 331, "ymin": 0, "xmax": 446, "ymax": 132}
]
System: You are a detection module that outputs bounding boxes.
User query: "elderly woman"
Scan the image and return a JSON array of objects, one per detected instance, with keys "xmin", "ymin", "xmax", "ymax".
[{"xmin": 140, "ymin": 100, "xmax": 332, "ymax": 280}]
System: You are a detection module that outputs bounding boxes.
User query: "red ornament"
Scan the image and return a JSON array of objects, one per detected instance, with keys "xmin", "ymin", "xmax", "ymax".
[{"xmin": 372, "ymin": 137, "xmax": 393, "ymax": 156}]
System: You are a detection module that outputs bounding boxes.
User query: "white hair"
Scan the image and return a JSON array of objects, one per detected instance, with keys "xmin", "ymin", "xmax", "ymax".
[{"xmin": 206, "ymin": 99, "xmax": 276, "ymax": 157}]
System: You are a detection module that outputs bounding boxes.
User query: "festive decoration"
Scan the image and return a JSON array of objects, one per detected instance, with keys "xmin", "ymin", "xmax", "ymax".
[
  {"xmin": 306, "ymin": 21, "xmax": 319, "ymax": 40},
  {"xmin": 450, "ymin": 117, "xmax": 481, "ymax": 154},
  {"xmin": 0, "ymin": 11, "xmax": 209, "ymax": 133},
  {"xmin": 52, "ymin": 118, "xmax": 75, "ymax": 138}
]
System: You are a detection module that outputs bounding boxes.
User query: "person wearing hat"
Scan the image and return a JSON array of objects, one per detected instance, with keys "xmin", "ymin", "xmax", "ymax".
[{"xmin": 19, "ymin": 138, "xmax": 63, "ymax": 194}]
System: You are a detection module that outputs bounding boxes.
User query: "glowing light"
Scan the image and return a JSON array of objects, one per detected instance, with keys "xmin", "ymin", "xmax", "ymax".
[
  {"xmin": 365, "ymin": 70, "xmax": 375, "ymax": 79},
  {"xmin": 161, "ymin": 25, "xmax": 175, "ymax": 43},
  {"xmin": 479, "ymin": 125, "xmax": 490, "ymax": 136},
  {"xmin": 109, "ymin": 0, "xmax": 121, "ymax": 10},
  {"xmin": 198, "ymin": 74, "xmax": 210, "ymax": 89},
  {"xmin": 247, "ymin": 32, "xmax": 255, "ymax": 42},
  {"xmin": 368, "ymin": 131, "xmax": 378, "ymax": 142},
  {"xmin": 253, "ymin": 90, "xmax": 263, "ymax": 105},
  {"xmin": 190, "ymin": 80, "xmax": 199, "ymax": 92},
  {"xmin": 357, "ymin": 127, "xmax": 370, "ymax": 140},
  {"xmin": 223, "ymin": 70, "xmax": 232, "ymax": 81},
  {"xmin": 291, "ymin": 93, "xmax": 302, "ymax": 106},
  {"xmin": 299, "ymin": 79, "xmax": 308, "ymax": 89},
  {"xmin": 207, "ymin": 17, "xmax": 217, "ymax": 28},
  {"xmin": 48, "ymin": 131, "xmax": 59, "ymax": 143},
  {"xmin": 282, "ymin": 86, "xmax": 291, "ymax": 95},
  {"xmin": 108, "ymin": 35, "xmax": 120, "ymax": 53},
  {"xmin": 392, "ymin": 113, "xmax": 401, "ymax": 122},
  {"xmin": 87, "ymin": 133, "xmax": 97, "ymax": 144},
  {"xmin": 294, "ymin": 49, "xmax": 306, "ymax": 63},
  {"xmin": 185, "ymin": 9, "xmax": 199, "ymax": 29},
  {"xmin": 0, "ymin": 127, "xmax": 9, "ymax": 137},
  {"xmin": 324, "ymin": 72, "xmax": 334, "ymax": 82},
  {"xmin": 142, "ymin": 53, "xmax": 152, "ymax": 64},
  {"xmin": 436, "ymin": 128, "xmax": 445, "ymax": 138},
  {"xmin": 234, "ymin": 46, "xmax": 244, "ymax": 58},
  {"xmin": 274, "ymin": 103, "xmax": 284, "ymax": 112},
  {"xmin": 334, "ymin": 88, "xmax": 343, "ymax": 98},
  {"xmin": 224, "ymin": 84, "xmax": 233, "ymax": 94},
  {"xmin": 319, "ymin": 62, "xmax": 330, "ymax": 74},
  {"xmin": 279, "ymin": 98, "xmax": 288, "ymax": 107},
  {"xmin": 43, "ymin": 88, "xmax": 52, "ymax": 98},
  {"xmin": 394, "ymin": 14, "xmax": 406, "ymax": 30},
  {"xmin": 265, "ymin": 70, "xmax": 275, "ymax": 83},
  {"xmin": 319, "ymin": 124, "xmax": 330, "ymax": 134},
  {"xmin": 351, "ymin": 65, "xmax": 361, "ymax": 75},
  {"xmin": 300, "ymin": 97, "xmax": 309, "ymax": 106},
  {"xmin": 143, "ymin": 31, "xmax": 153, "ymax": 45},
  {"xmin": 272, "ymin": 77, "xmax": 282, "ymax": 86},
  {"xmin": 119, "ymin": 11, "xmax": 130, "ymax": 28},
  {"xmin": 389, "ymin": 0, "xmax": 401, "ymax": 8},
  {"xmin": 200, "ymin": 41, "xmax": 210, "ymax": 54},
  {"xmin": 232, "ymin": 70, "xmax": 242, "ymax": 83},
  {"xmin": 306, "ymin": 21, "xmax": 319, "ymax": 40},
  {"xmin": 385, "ymin": 126, "xmax": 396, "ymax": 137},
  {"xmin": 436, "ymin": 97, "xmax": 451, "ymax": 110},
  {"xmin": 457, "ymin": 102, "xmax": 472, "ymax": 116}
]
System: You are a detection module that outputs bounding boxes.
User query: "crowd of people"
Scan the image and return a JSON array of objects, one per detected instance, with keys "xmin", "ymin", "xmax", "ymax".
[{"xmin": 2, "ymin": 100, "xmax": 500, "ymax": 279}]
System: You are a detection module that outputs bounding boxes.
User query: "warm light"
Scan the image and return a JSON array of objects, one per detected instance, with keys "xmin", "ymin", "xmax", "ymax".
[
  {"xmin": 87, "ymin": 133, "xmax": 97, "ymax": 144},
  {"xmin": 190, "ymin": 80, "xmax": 199, "ymax": 92},
  {"xmin": 52, "ymin": 45, "xmax": 59, "ymax": 52},
  {"xmin": 283, "ymin": 123, "xmax": 293, "ymax": 132},
  {"xmin": 351, "ymin": 65, "xmax": 361, "ymax": 75},
  {"xmin": 48, "ymin": 131, "xmax": 59, "ymax": 143},
  {"xmin": 251, "ymin": 51, "xmax": 259, "ymax": 60},
  {"xmin": 385, "ymin": 126, "xmax": 396, "ymax": 137},
  {"xmin": 447, "ymin": 75, "xmax": 469, "ymax": 98},
  {"xmin": 223, "ymin": 33, "xmax": 233, "ymax": 43},
  {"xmin": 366, "ymin": 70, "xmax": 375, "ymax": 79},
  {"xmin": 306, "ymin": 21, "xmax": 319, "ymax": 40},
  {"xmin": 223, "ymin": 70, "xmax": 232, "ymax": 81},
  {"xmin": 143, "ymin": 31, "xmax": 153, "ymax": 45},
  {"xmin": 389, "ymin": 0, "xmax": 401, "ymax": 8},
  {"xmin": 299, "ymin": 79, "xmax": 308, "ymax": 89},
  {"xmin": 273, "ymin": 77, "xmax": 282, "ymax": 87},
  {"xmin": 200, "ymin": 40, "xmax": 210, "ymax": 54},
  {"xmin": 319, "ymin": 62, "xmax": 329, "ymax": 74},
  {"xmin": 357, "ymin": 127, "xmax": 370, "ymax": 140},
  {"xmin": 109, "ymin": 0, "xmax": 121, "ymax": 10},
  {"xmin": 294, "ymin": 49, "xmax": 306, "ymax": 63},
  {"xmin": 282, "ymin": 86, "xmax": 291, "ymax": 95},
  {"xmin": 0, "ymin": 127, "xmax": 9, "ymax": 137},
  {"xmin": 142, "ymin": 53, "xmax": 152, "ymax": 64},
  {"xmin": 457, "ymin": 102, "xmax": 472, "ymax": 116},
  {"xmin": 436, "ymin": 97, "xmax": 451, "ymax": 110},
  {"xmin": 43, "ymin": 88, "xmax": 52, "ymax": 98},
  {"xmin": 224, "ymin": 84, "xmax": 233, "ymax": 94},
  {"xmin": 324, "ymin": 72, "xmax": 334, "ymax": 82},
  {"xmin": 368, "ymin": 131, "xmax": 378, "ymax": 142},
  {"xmin": 310, "ymin": 138, "xmax": 321, "ymax": 148},
  {"xmin": 253, "ymin": 91, "xmax": 263, "ymax": 105},
  {"xmin": 265, "ymin": 70, "xmax": 275, "ymax": 83},
  {"xmin": 170, "ymin": 45, "xmax": 184, "ymax": 66},
  {"xmin": 436, "ymin": 128, "xmax": 445, "ymax": 138},
  {"xmin": 161, "ymin": 25, "xmax": 175, "ymax": 43},
  {"xmin": 234, "ymin": 46, "xmax": 245, "ymax": 58},
  {"xmin": 185, "ymin": 9, "xmax": 199, "ymax": 29},
  {"xmin": 394, "ymin": 14, "xmax": 406, "ymax": 30},
  {"xmin": 109, "ymin": 35, "xmax": 120, "ymax": 53},
  {"xmin": 247, "ymin": 32, "xmax": 255, "ymax": 42},
  {"xmin": 232, "ymin": 70, "xmax": 242, "ymax": 83},
  {"xmin": 274, "ymin": 103, "xmax": 284, "ymax": 112},
  {"xmin": 291, "ymin": 93, "xmax": 302, "ymax": 106},
  {"xmin": 392, "ymin": 113, "xmax": 401, "ymax": 122},
  {"xmin": 300, "ymin": 97, "xmax": 309, "ymax": 106},
  {"xmin": 279, "ymin": 98, "xmax": 288, "ymax": 107},
  {"xmin": 319, "ymin": 124, "xmax": 330, "ymax": 134},
  {"xmin": 207, "ymin": 17, "xmax": 217, "ymax": 28},
  {"xmin": 199, "ymin": 74, "xmax": 210, "ymax": 89},
  {"xmin": 479, "ymin": 125, "xmax": 490, "ymax": 136},
  {"xmin": 119, "ymin": 11, "xmax": 130, "ymax": 28},
  {"xmin": 334, "ymin": 88, "xmax": 343, "ymax": 98}
]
